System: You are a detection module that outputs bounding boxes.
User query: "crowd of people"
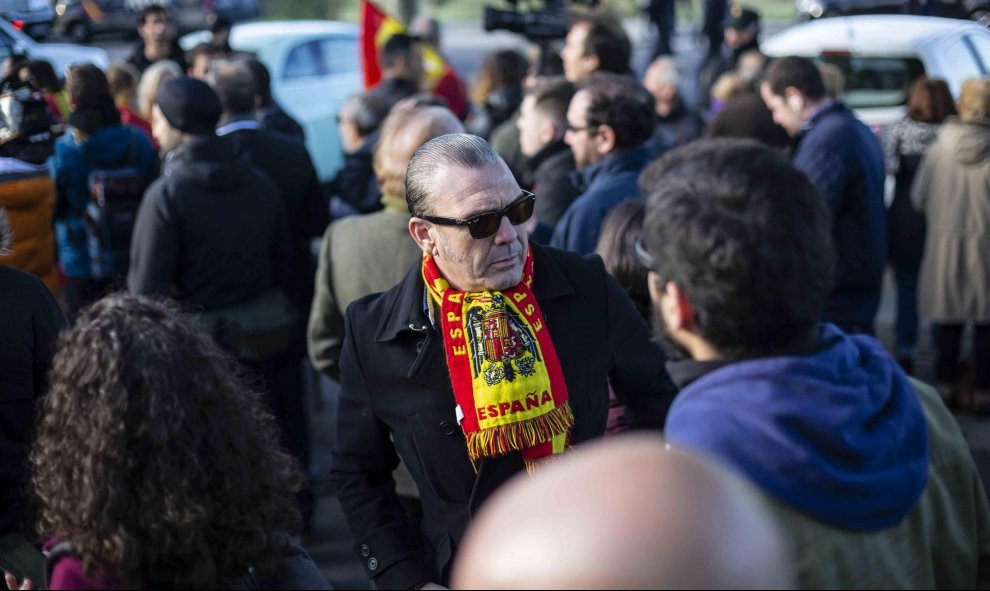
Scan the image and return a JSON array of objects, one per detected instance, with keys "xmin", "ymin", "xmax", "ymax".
[{"xmin": 1, "ymin": 2, "xmax": 990, "ymax": 589}]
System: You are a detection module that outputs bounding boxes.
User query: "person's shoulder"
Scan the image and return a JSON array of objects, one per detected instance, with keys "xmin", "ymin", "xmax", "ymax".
[
  {"xmin": 0, "ymin": 265, "xmax": 59, "ymax": 312},
  {"xmin": 911, "ymin": 378, "xmax": 974, "ymax": 468},
  {"xmin": 533, "ymin": 243, "xmax": 606, "ymax": 283}
]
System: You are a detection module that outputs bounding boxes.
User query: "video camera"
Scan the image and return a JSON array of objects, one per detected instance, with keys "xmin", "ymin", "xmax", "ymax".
[{"xmin": 483, "ymin": 0, "xmax": 597, "ymax": 42}]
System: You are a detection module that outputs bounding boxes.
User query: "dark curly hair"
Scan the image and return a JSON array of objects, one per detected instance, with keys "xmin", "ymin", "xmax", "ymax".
[
  {"xmin": 580, "ymin": 73, "xmax": 657, "ymax": 149},
  {"xmin": 642, "ymin": 139, "xmax": 834, "ymax": 359},
  {"xmin": 31, "ymin": 294, "xmax": 303, "ymax": 588}
]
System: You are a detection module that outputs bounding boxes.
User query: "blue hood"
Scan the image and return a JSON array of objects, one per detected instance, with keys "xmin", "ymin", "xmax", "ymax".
[
  {"xmin": 665, "ymin": 324, "xmax": 929, "ymax": 532},
  {"xmin": 79, "ymin": 125, "xmax": 139, "ymax": 167}
]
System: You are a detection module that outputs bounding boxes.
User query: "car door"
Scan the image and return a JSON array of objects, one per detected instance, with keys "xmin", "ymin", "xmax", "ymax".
[{"xmin": 272, "ymin": 34, "xmax": 362, "ymax": 183}]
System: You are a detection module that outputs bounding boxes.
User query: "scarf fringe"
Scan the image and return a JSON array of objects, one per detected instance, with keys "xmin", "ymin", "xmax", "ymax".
[{"xmin": 466, "ymin": 402, "xmax": 574, "ymax": 461}]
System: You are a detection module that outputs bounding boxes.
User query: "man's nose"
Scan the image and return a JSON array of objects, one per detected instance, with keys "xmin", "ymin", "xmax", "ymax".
[{"xmin": 493, "ymin": 214, "xmax": 519, "ymax": 245}]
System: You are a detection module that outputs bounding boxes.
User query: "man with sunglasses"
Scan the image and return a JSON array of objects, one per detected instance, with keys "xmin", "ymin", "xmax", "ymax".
[
  {"xmin": 550, "ymin": 73, "xmax": 657, "ymax": 255},
  {"xmin": 331, "ymin": 133, "xmax": 675, "ymax": 591}
]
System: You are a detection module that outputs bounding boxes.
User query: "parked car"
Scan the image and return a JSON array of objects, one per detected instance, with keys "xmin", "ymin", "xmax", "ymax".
[
  {"xmin": 796, "ymin": 0, "xmax": 989, "ymax": 20},
  {"xmin": 0, "ymin": 16, "xmax": 108, "ymax": 74},
  {"xmin": 181, "ymin": 20, "xmax": 362, "ymax": 183},
  {"xmin": 55, "ymin": 0, "xmax": 260, "ymax": 44},
  {"xmin": 764, "ymin": 16, "xmax": 990, "ymax": 134},
  {"xmin": 0, "ymin": 0, "xmax": 55, "ymax": 40}
]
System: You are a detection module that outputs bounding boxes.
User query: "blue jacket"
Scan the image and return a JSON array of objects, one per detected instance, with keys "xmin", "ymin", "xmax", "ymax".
[
  {"xmin": 793, "ymin": 102, "xmax": 886, "ymax": 329},
  {"xmin": 51, "ymin": 125, "xmax": 158, "ymax": 278},
  {"xmin": 665, "ymin": 323, "xmax": 929, "ymax": 532},
  {"xmin": 550, "ymin": 146, "xmax": 653, "ymax": 255}
]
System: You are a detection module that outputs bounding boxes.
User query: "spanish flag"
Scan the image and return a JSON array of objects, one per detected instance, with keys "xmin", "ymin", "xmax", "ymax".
[{"xmin": 360, "ymin": 0, "xmax": 469, "ymax": 118}]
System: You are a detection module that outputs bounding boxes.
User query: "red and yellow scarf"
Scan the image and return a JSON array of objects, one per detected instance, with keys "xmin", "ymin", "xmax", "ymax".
[{"xmin": 423, "ymin": 248, "xmax": 572, "ymax": 472}]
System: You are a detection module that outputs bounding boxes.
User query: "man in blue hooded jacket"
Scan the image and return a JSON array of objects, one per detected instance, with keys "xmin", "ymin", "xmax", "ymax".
[{"xmin": 640, "ymin": 138, "xmax": 990, "ymax": 588}]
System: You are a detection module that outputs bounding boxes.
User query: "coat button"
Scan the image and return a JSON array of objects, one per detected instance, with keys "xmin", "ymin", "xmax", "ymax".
[
  {"xmin": 368, "ymin": 557, "xmax": 379, "ymax": 571},
  {"xmin": 415, "ymin": 340, "xmax": 425, "ymax": 353},
  {"xmin": 440, "ymin": 420, "xmax": 455, "ymax": 436},
  {"xmin": 360, "ymin": 544, "xmax": 371, "ymax": 558}
]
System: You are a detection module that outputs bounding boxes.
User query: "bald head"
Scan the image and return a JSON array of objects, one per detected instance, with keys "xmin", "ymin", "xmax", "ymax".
[
  {"xmin": 643, "ymin": 56, "xmax": 681, "ymax": 109},
  {"xmin": 452, "ymin": 435, "xmax": 792, "ymax": 590},
  {"xmin": 373, "ymin": 106, "xmax": 464, "ymax": 201}
]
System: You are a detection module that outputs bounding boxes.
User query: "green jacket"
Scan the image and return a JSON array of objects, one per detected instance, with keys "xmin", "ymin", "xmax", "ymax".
[
  {"xmin": 307, "ymin": 197, "xmax": 421, "ymax": 382},
  {"xmin": 771, "ymin": 378, "xmax": 990, "ymax": 589}
]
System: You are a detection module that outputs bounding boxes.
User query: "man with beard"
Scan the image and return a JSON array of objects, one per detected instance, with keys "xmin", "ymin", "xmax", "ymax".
[
  {"xmin": 332, "ymin": 133, "xmax": 675, "ymax": 590},
  {"xmin": 641, "ymin": 138, "xmax": 990, "ymax": 588},
  {"xmin": 550, "ymin": 74, "xmax": 656, "ymax": 254}
]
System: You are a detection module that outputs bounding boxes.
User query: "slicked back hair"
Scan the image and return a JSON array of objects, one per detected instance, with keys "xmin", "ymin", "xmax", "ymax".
[
  {"xmin": 642, "ymin": 138, "xmax": 834, "ymax": 358},
  {"xmin": 406, "ymin": 133, "xmax": 505, "ymax": 217}
]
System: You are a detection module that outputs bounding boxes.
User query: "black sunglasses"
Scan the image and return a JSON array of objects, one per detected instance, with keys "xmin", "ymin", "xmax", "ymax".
[{"xmin": 421, "ymin": 191, "xmax": 536, "ymax": 239}]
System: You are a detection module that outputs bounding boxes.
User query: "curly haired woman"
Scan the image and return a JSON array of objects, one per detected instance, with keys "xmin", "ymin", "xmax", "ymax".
[{"xmin": 13, "ymin": 295, "xmax": 317, "ymax": 590}]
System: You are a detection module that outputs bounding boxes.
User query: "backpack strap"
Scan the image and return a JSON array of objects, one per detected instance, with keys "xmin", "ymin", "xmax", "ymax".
[{"xmin": 44, "ymin": 541, "xmax": 77, "ymax": 590}]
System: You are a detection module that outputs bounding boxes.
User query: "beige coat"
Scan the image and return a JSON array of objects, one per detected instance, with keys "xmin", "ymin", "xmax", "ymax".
[{"xmin": 913, "ymin": 119, "xmax": 990, "ymax": 322}]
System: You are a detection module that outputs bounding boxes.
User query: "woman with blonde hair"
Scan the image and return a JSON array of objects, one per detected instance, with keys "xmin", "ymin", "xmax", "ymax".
[
  {"xmin": 913, "ymin": 77, "xmax": 990, "ymax": 411},
  {"xmin": 135, "ymin": 59, "xmax": 182, "ymax": 122}
]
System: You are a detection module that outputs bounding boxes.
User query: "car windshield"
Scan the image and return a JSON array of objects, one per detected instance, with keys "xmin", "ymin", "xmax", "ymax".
[{"xmin": 819, "ymin": 55, "xmax": 926, "ymax": 109}]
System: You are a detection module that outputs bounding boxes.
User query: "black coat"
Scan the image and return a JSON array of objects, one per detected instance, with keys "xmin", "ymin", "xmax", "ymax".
[
  {"xmin": 221, "ymin": 121, "xmax": 330, "ymax": 324},
  {"xmin": 331, "ymin": 244, "xmax": 676, "ymax": 589},
  {"xmin": 527, "ymin": 140, "xmax": 580, "ymax": 230},
  {"xmin": 125, "ymin": 40, "xmax": 188, "ymax": 74},
  {"xmin": 127, "ymin": 135, "xmax": 292, "ymax": 311},
  {"xmin": 0, "ymin": 266, "xmax": 65, "ymax": 536}
]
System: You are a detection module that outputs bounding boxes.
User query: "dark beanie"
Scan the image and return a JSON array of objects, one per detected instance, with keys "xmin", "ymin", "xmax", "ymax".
[
  {"xmin": 155, "ymin": 76, "xmax": 222, "ymax": 135},
  {"xmin": 724, "ymin": 4, "xmax": 759, "ymax": 28}
]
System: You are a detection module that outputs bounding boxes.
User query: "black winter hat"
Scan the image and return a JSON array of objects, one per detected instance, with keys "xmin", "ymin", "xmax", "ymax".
[
  {"xmin": 155, "ymin": 76, "xmax": 222, "ymax": 135},
  {"xmin": 724, "ymin": 4, "xmax": 760, "ymax": 29}
]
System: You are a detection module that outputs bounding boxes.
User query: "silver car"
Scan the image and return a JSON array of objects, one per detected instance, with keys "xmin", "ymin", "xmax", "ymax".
[
  {"xmin": 182, "ymin": 20, "xmax": 361, "ymax": 183},
  {"xmin": 764, "ymin": 15, "xmax": 990, "ymax": 134}
]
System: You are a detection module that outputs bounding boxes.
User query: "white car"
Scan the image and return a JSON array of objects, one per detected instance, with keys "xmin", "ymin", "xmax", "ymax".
[
  {"xmin": 0, "ymin": 16, "xmax": 108, "ymax": 75},
  {"xmin": 764, "ymin": 15, "xmax": 990, "ymax": 133},
  {"xmin": 183, "ymin": 20, "xmax": 362, "ymax": 183}
]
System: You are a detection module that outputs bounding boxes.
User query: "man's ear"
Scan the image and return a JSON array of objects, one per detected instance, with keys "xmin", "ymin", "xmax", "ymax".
[
  {"xmin": 409, "ymin": 217, "xmax": 435, "ymax": 256},
  {"xmin": 596, "ymin": 123, "xmax": 617, "ymax": 156},
  {"xmin": 649, "ymin": 278, "xmax": 694, "ymax": 333},
  {"xmin": 541, "ymin": 119, "xmax": 560, "ymax": 145},
  {"xmin": 583, "ymin": 53, "xmax": 600, "ymax": 75}
]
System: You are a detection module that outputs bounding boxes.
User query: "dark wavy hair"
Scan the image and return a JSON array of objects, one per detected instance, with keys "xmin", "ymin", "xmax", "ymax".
[
  {"xmin": 643, "ymin": 139, "xmax": 834, "ymax": 359},
  {"xmin": 581, "ymin": 73, "xmax": 657, "ymax": 149},
  {"xmin": 31, "ymin": 294, "xmax": 303, "ymax": 588}
]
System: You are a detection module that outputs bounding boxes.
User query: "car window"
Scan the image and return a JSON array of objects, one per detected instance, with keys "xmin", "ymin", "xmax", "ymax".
[
  {"xmin": 819, "ymin": 55, "xmax": 926, "ymax": 109},
  {"xmin": 318, "ymin": 37, "xmax": 359, "ymax": 75},
  {"xmin": 283, "ymin": 40, "xmax": 326, "ymax": 80},
  {"xmin": 965, "ymin": 33, "xmax": 990, "ymax": 73}
]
